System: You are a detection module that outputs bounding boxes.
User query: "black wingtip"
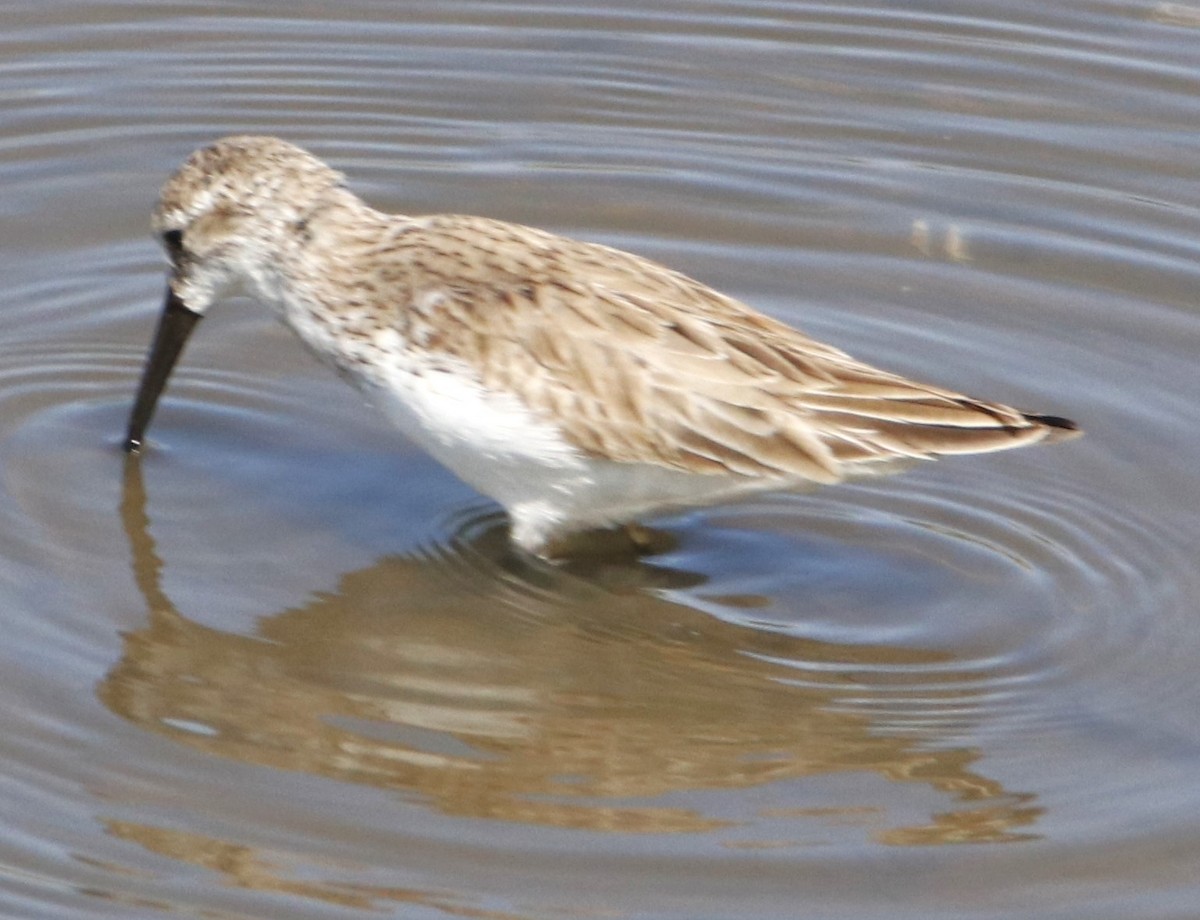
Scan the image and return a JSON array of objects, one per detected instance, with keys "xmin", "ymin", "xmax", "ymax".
[
  {"xmin": 1024, "ymin": 412, "xmax": 1082, "ymax": 442},
  {"xmin": 1028, "ymin": 413, "xmax": 1077, "ymax": 430}
]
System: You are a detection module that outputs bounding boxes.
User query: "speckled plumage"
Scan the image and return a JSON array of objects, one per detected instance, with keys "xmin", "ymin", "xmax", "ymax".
[{"xmin": 133, "ymin": 135, "xmax": 1078, "ymax": 555}]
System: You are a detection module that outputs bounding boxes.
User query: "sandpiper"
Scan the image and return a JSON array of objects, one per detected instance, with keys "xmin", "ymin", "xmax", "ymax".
[{"xmin": 126, "ymin": 136, "xmax": 1078, "ymax": 556}]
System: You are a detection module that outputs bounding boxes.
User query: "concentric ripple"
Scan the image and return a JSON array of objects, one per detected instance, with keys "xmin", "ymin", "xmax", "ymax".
[
  {"xmin": 673, "ymin": 462, "xmax": 1195, "ymax": 742},
  {"xmin": 4, "ymin": 0, "xmax": 1200, "ymax": 916}
]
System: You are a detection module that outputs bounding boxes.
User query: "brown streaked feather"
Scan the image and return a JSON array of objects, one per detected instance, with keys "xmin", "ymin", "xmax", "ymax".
[{"xmin": 364, "ymin": 213, "xmax": 1076, "ymax": 481}]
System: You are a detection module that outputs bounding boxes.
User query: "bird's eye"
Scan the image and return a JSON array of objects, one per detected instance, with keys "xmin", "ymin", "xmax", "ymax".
[{"xmin": 162, "ymin": 228, "xmax": 185, "ymax": 259}]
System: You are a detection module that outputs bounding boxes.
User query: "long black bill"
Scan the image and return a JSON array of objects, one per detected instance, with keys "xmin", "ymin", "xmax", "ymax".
[{"xmin": 124, "ymin": 286, "xmax": 203, "ymax": 453}]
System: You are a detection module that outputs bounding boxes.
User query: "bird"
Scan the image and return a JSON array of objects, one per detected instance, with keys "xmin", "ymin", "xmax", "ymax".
[{"xmin": 125, "ymin": 136, "xmax": 1078, "ymax": 557}]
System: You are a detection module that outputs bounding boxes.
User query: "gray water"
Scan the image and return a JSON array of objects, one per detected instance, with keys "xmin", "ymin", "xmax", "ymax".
[{"xmin": 2, "ymin": 2, "xmax": 1199, "ymax": 918}]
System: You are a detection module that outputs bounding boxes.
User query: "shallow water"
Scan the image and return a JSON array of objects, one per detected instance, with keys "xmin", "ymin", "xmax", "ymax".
[{"xmin": 2, "ymin": 1, "xmax": 1200, "ymax": 917}]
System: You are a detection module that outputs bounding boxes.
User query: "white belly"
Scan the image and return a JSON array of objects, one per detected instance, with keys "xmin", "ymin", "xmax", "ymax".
[
  {"xmin": 286, "ymin": 314, "xmax": 782, "ymax": 553},
  {"xmin": 368, "ymin": 349, "xmax": 792, "ymax": 552}
]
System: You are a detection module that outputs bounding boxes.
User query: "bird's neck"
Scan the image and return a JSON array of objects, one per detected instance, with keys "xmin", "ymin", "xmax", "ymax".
[{"xmin": 265, "ymin": 190, "xmax": 409, "ymax": 386}]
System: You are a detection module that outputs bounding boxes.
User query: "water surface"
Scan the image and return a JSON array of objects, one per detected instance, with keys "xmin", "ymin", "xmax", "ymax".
[{"xmin": 2, "ymin": 2, "xmax": 1199, "ymax": 918}]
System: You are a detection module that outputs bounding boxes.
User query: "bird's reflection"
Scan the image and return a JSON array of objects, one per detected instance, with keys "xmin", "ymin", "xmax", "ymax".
[{"xmin": 104, "ymin": 457, "xmax": 1042, "ymax": 847}]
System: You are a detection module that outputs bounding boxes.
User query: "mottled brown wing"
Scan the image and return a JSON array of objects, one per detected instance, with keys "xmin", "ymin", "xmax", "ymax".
[{"xmin": 395, "ymin": 215, "xmax": 1075, "ymax": 482}]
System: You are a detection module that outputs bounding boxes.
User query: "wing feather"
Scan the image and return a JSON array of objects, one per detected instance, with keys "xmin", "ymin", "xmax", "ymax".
[{"xmin": 391, "ymin": 215, "xmax": 1076, "ymax": 482}]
